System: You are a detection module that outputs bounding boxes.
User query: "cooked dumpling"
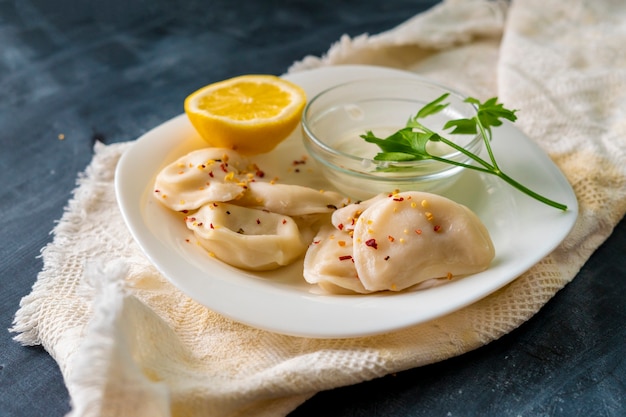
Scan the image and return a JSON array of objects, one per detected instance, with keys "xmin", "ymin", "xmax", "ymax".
[
  {"xmin": 331, "ymin": 193, "xmax": 388, "ymax": 232},
  {"xmin": 153, "ymin": 148, "xmax": 252, "ymax": 211},
  {"xmin": 185, "ymin": 202, "xmax": 307, "ymax": 271},
  {"xmin": 350, "ymin": 191, "xmax": 495, "ymax": 292},
  {"xmin": 234, "ymin": 181, "xmax": 350, "ymax": 216},
  {"xmin": 303, "ymin": 224, "xmax": 372, "ymax": 294}
]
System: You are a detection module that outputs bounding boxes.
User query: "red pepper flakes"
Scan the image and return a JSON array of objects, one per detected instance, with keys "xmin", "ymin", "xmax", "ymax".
[
  {"xmin": 434, "ymin": 225, "xmax": 442, "ymax": 232},
  {"xmin": 365, "ymin": 238, "xmax": 378, "ymax": 249},
  {"xmin": 292, "ymin": 159, "xmax": 306, "ymax": 165},
  {"xmin": 393, "ymin": 197, "xmax": 404, "ymax": 202},
  {"xmin": 339, "ymin": 255, "xmax": 353, "ymax": 261},
  {"xmin": 180, "ymin": 210, "xmax": 189, "ymax": 214},
  {"xmin": 226, "ymin": 211, "xmax": 231, "ymax": 215},
  {"xmin": 220, "ymin": 163, "xmax": 228, "ymax": 173},
  {"xmin": 256, "ymin": 218, "xmax": 261, "ymax": 224},
  {"xmin": 313, "ymin": 240, "xmax": 321, "ymax": 245},
  {"xmin": 384, "ymin": 255, "xmax": 390, "ymax": 261},
  {"xmin": 185, "ymin": 238, "xmax": 190, "ymax": 243},
  {"xmin": 387, "ymin": 235, "xmax": 395, "ymax": 242},
  {"xmin": 282, "ymin": 219, "xmax": 287, "ymax": 224},
  {"xmin": 197, "ymin": 222, "xmax": 203, "ymax": 227},
  {"xmin": 337, "ymin": 223, "xmax": 345, "ymax": 231},
  {"xmin": 209, "ymin": 171, "xmax": 215, "ymax": 178},
  {"xmin": 415, "ymin": 229, "xmax": 422, "ymax": 235},
  {"xmin": 209, "ymin": 223, "xmax": 214, "ymax": 229},
  {"xmin": 154, "ymin": 189, "xmax": 160, "ymax": 193},
  {"xmin": 256, "ymin": 169, "xmax": 265, "ymax": 178}
]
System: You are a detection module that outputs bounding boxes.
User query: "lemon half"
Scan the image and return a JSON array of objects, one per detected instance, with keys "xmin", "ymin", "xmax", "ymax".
[{"xmin": 184, "ymin": 75, "xmax": 307, "ymax": 155}]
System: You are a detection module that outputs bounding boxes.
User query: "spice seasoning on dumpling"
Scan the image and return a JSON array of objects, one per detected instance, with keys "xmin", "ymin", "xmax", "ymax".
[{"xmin": 305, "ymin": 191, "xmax": 495, "ymax": 294}]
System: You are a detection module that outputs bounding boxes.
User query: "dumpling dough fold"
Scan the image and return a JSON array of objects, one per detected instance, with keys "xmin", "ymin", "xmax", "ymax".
[
  {"xmin": 186, "ymin": 202, "xmax": 307, "ymax": 271},
  {"xmin": 303, "ymin": 224, "xmax": 372, "ymax": 294},
  {"xmin": 154, "ymin": 148, "xmax": 252, "ymax": 211},
  {"xmin": 234, "ymin": 181, "xmax": 350, "ymax": 216}
]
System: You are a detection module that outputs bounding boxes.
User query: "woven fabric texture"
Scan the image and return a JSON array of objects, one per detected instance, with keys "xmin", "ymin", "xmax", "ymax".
[{"xmin": 12, "ymin": 1, "xmax": 626, "ymax": 416}]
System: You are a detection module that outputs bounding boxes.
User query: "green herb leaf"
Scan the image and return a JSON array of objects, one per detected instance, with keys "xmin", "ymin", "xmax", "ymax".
[
  {"xmin": 473, "ymin": 97, "xmax": 518, "ymax": 130},
  {"xmin": 373, "ymin": 152, "xmax": 421, "ymax": 162},
  {"xmin": 361, "ymin": 130, "xmax": 416, "ymax": 155},
  {"xmin": 362, "ymin": 127, "xmax": 442, "ymax": 162},
  {"xmin": 443, "ymin": 118, "xmax": 477, "ymax": 135},
  {"xmin": 360, "ymin": 94, "xmax": 567, "ymax": 211},
  {"xmin": 415, "ymin": 93, "xmax": 450, "ymax": 119}
]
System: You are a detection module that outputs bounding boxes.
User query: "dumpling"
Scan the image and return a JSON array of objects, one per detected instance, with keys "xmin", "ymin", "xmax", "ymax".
[
  {"xmin": 233, "ymin": 181, "xmax": 350, "ymax": 216},
  {"xmin": 303, "ymin": 224, "xmax": 372, "ymax": 294},
  {"xmin": 153, "ymin": 148, "xmax": 254, "ymax": 211},
  {"xmin": 331, "ymin": 193, "xmax": 388, "ymax": 232},
  {"xmin": 350, "ymin": 191, "xmax": 495, "ymax": 292},
  {"xmin": 185, "ymin": 202, "xmax": 307, "ymax": 271}
]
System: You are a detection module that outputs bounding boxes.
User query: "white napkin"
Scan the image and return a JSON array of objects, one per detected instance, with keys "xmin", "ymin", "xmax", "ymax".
[{"xmin": 12, "ymin": 0, "xmax": 626, "ymax": 416}]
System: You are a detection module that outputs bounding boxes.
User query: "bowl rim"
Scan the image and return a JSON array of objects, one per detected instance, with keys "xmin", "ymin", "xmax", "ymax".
[{"xmin": 301, "ymin": 77, "xmax": 482, "ymax": 178}]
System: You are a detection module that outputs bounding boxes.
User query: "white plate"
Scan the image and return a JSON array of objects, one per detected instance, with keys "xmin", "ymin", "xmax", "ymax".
[{"xmin": 115, "ymin": 65, "xmax": 578, "ymax": 338}]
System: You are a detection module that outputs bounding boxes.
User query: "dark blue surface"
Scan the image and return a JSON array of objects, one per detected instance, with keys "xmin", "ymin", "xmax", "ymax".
[{"xmin": 1, "ymin": 1, "xmax": 625, "ymax": 416}]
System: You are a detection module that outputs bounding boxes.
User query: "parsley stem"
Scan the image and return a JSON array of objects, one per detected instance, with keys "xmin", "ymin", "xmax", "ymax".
[
  {"xmin": 434, "ymin": 133, "xmax": 493, "ymax": 170},
  {"xmin": 494, "ymin": 170, "xmax": 569, "ymax": 211},
  {"xmin": 475, "ymin": 118, "xmax": 500, "ymax": 171},
  {"xmin": 432, "ymin": 136, "xmax": 568, "ymax": 211}
]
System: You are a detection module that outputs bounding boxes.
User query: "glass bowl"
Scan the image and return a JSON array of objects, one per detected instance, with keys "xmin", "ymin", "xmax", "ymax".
[{"xmin": 301, "ymin": 77, "xmax": 482, "ymax": 200}]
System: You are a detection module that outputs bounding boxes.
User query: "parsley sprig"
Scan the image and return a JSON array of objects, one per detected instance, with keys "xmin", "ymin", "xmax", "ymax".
[{"xmin": 360, "ymin": 94, "xmax": 568, "ymax": 211}]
